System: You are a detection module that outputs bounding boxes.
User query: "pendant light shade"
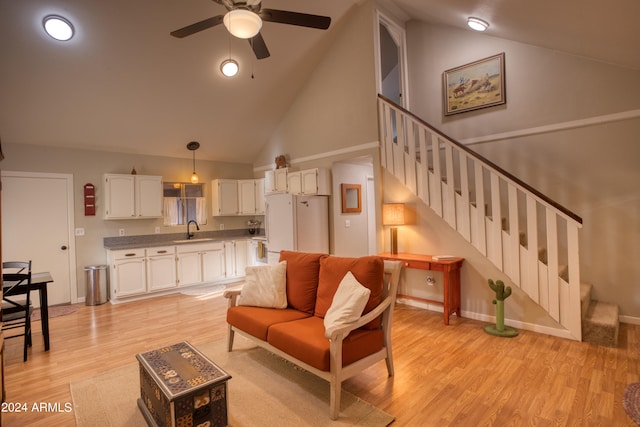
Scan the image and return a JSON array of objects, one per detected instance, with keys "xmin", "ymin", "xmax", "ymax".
[
  {"xmin": 187, "ymin": 141, "xmax": 200, "ymax": 183},
  {"xmin": 220, "ymin": 59, "xmax": 239, "ymax": 77},
  {"xmin": 223, "ymin": 9, "xmax": 262, "ymax": 39}
]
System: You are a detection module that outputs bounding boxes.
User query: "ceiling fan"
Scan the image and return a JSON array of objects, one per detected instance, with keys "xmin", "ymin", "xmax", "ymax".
[{"xmin": 170, "ymin": 0, "xmax": 332, "ymax": 60}]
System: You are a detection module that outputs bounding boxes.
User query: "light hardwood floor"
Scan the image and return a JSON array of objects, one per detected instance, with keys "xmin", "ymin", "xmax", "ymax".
[{"xmin": 2, "ymin": 291, "xmax": 639, "ymax": 426}]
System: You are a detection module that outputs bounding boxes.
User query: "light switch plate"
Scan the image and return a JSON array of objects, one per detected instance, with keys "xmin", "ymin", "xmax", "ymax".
[{"xmin": 75, "ymin": 227, "xmax": 85, "ymax": 236}]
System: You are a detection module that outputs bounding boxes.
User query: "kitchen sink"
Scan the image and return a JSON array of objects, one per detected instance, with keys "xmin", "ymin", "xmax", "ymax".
[{"xmin": 173, "ymin": 238, "xmax": 214, "ymax": 244}]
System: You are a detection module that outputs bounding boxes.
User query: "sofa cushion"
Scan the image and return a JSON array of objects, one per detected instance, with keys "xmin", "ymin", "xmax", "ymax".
[
  {"xmin": 267, "ymin": 316, "xmax": 384, "ymax": 371},
  {"xmin": 227, "ymin": 306, "xmax": 311, "ymax": 341},
  {"xmin": 323, "ymin": 271, "xmax": 371, "ymax": 339},
  {"xmin": 315, "ymin": 256, "xmax": 384, "ymax": 329},
  {"xmin": 238, "ymin": 261, "xmax": 287, "ymax": 308},
  {"xmin": 279, "ymin": 251, "xmax": 327, "ymax": 314}
]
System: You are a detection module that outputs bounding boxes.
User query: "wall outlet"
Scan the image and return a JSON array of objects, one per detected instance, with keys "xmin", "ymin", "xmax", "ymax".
[
  {"xmin": 426, "ymin": 276, "xmax": 436, "ymax": 286},
  {"xmin": 119, "ymin": 228, "xmax": 125, "ymax": 236},
  {"xmin": 155, "ymin": 226, "xmax": 160, "ymax": 234},
  {"xmin": 219, "ymin": 224, "xmax": 225, "ymax": 230},
  {"xmin": 75, "ymin": 227, "xmax": 85, "ymax": 236}
]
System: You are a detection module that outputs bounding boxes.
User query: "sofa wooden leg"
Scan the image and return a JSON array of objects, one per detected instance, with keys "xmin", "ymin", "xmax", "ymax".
[
  {"xmin": 329, "ymin": 380, "xmax": 341, "ymax": 420},
  {"xmin": 227, "ymin": 326, "xmax": 235, "ymax": 352}
]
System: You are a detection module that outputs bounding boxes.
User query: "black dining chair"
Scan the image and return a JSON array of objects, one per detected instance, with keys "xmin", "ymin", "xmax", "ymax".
[{"xmin": 2, "ymin": 261, "xmax": 33, "ymax": 361}]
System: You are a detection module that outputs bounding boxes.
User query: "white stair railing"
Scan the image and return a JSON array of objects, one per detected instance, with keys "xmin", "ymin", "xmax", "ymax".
[{"xmin": 378, "ymin": 95, "xmax": 583, "ymax": 340}]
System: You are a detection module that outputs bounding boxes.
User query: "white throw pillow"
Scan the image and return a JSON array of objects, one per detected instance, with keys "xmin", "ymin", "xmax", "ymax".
[
  {"xmin": 324, "ymin": 271, "xmax": 371, "ymax": 339},
  {"xmin": 238, "ymin": 261, "xmax": 288, "ymax": 309}
]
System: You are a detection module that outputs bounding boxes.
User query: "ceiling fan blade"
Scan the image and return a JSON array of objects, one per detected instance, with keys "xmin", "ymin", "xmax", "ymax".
[
  {"xmin": 258, "ymin": 9, "xmax": 331, "ymax": 30},
  {"xmin": 170, "ymin": 15, "xmax": 224, "ymax": 38},
  {"xmin": 249, "ymin": 32, "xmax": 270, "ymax": 59}
]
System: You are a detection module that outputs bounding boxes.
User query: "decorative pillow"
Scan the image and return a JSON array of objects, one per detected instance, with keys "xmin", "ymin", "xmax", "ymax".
[
  {"xmin": 238, "ymin": 261, "xmax": 287, "ymax": 308},
  {"xmin": 323, "ymin": 271, "xmax": 371, "ymax": 339}
]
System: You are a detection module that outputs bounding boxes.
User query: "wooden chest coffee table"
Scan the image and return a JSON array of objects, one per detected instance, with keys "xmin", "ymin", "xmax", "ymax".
[{"xmin": 136, "ymin": 341, "xmax": 231, "ymax": 427}]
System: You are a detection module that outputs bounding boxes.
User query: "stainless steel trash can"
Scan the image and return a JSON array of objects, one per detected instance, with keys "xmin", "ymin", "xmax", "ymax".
[{"xmin": 85, "ymin": 265, "xmax": 109, "ymax": 306}]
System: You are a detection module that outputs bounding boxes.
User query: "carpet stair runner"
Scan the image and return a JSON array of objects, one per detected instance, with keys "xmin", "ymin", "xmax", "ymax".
[{"xmin": 580, "ymin": 282, "xmax": 620, "ymax": 347}]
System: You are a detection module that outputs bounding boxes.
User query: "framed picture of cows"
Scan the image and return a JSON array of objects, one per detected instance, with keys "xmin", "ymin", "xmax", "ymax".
[{"xmin": 443, "ymin": 52, "xmax": 506, "ymax": 116}]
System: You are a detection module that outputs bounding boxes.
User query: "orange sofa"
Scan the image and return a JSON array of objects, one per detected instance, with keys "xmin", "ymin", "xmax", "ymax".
[{"xmin": 224, "ymin": 251, "xmax": 402, "ymax": 419}]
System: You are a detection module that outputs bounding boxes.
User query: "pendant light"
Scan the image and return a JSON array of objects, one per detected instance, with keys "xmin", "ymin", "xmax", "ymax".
[{"xmin": 187, "ymin": 141, "xmax": 200, "ymax": 183}]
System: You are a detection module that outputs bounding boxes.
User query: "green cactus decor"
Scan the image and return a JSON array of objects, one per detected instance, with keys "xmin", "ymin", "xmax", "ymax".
[{"xmin": 483, "ymin": 279, "xmax": 518, "ymax": 337}]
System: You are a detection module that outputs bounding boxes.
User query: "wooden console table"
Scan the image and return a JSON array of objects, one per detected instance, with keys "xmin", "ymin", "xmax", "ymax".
[{"xmin": 378, "ymin": 253, "xmax": 464, "ymax": 325}]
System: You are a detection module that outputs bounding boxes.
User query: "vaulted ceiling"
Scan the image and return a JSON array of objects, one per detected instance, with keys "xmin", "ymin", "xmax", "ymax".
[{"xmin": 0, "ymin": 0, "xmax": 637, "ymax": 164}]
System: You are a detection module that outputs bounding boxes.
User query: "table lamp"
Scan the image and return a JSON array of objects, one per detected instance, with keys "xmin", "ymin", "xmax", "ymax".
[{"xmin": 382, "ymin": 203, "xmax": 405, "ymax": 255}]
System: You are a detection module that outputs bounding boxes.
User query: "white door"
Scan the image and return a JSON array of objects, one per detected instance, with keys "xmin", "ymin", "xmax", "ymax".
[{"xmin": 1, "ymin": 171, "xmax": 76, "ymax": 306}]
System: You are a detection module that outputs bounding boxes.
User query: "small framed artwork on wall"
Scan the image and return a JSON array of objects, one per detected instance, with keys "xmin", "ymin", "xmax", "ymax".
[{"xmin": 443, "ymin": 52, "xmax": 506, "ymax": 116}]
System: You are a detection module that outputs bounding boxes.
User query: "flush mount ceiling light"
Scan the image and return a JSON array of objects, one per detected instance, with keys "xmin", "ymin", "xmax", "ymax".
[
  {"xmin": 187, "ymin": 141, "xmax": 200, "ymax": 184},
  {"xmin": 223, "ymin": 9, "xmax": 263, "ymax": 39},
  {"xmin": 43, "ymin": 15, "xmax": 74, "ymax": 41},
  {"xmin": 467, "ymin": 17, "xmax": 489, "ymax": 32},
  {"xmin": 220, "ymin": 59, "xmax": 239, "ymax": 77}
]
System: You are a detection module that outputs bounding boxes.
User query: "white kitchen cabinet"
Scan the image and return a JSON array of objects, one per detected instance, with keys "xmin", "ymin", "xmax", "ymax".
[
  {"xmin": 109, "ymin": 249, "xmax": 147, "ymax": 297},
  {"xmin": 202, "ymin": 245, "xmax": 225, "ymax": 283},
  {"xmin": 212, "ymin": 179, "xmax": 239, "ymax": 216},
  {"xmin": 287, "ymin": 171, "xmax": 302, "ymax": 194},
  {"xmin": 238, "ymin": 179, "xmax": 257, "ymax": 214},
  {"xmin": 238, "ymin": 179, "xmax": 266, "ymax": 215},
  {"xmin": 301, "ymin": 168, "xmax": 331, "ymax": 195},
  {"xmin": 135, "ymin": 175, "xmax": 163, "ymax": 217},
  {"xmin": 103, "ymin": 174, "xmax": 163, "ymax": 219},
  {"xmin": 224, "ymin": 240, "xmax": 249, "ymax": 279},
  {"xmin": 265, "ymin": 168, "xmax": 288, "ymax": 194},
  {"xmin": 255, "ymin": 178, "xmax": 265, "ymax": 214},
  {"xmin": 146, "ymin": 246, "xmax": 177, "ymax": 291},
  {"xmin": 177, "ymin": 242, "xmax": 225, "ymax": 286}
]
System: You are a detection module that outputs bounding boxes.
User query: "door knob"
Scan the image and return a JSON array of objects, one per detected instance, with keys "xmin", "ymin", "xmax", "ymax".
[{"xmin": 61, "ymin": 245, "xmax": 68, "ymax": 250}]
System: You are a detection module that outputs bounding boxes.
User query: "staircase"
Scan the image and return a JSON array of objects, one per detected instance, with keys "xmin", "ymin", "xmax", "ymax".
[{"xmin": 377, "ymin": 94, "xmax": 619, "ymax": 346}]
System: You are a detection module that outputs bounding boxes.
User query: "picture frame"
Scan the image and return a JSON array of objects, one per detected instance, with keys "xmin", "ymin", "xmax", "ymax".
[
  {"xmin": 443, "ymin": 52, "xmax": 506, "ymax": 116},
  {"xmin": 341, "ymin": 184, "xmax": 361, "ymax": 213}
]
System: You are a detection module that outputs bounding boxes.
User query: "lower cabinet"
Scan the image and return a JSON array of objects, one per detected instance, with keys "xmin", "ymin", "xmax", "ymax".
[
  {"xmin": 146, "ymin": 246, "xmax": 177, "ymax": 291},
  {"xmin": 177, "ymin": 242, "xmax": 226, "ymax": 287},
  {"xmin": 108, "ymin": 238, "xmax": 253, "ymax": 303}
]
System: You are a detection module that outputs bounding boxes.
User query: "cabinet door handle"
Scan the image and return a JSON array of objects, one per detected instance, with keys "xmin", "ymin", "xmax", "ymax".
[
  {"xmin": 156, "ymin": 250, "xmax": 167, "ymax": 254},
  {"xmin": 125, "ymin": 253, "xmax": 137, "ymax": 257}
]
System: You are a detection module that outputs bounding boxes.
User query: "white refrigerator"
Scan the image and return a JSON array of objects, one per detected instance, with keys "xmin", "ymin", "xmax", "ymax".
[{"xmin": 265, "ymin": 193, "xmax": 329, "ymax": 264}]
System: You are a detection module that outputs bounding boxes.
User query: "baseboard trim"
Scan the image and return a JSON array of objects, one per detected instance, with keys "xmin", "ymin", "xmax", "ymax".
[{"xmin": 397, "ymin": 299, "xmax": 577, "ymax": 341}]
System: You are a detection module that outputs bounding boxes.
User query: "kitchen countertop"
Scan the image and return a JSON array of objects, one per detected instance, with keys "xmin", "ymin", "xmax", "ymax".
[{"xmin": 104, "ymin": 230, "xmax": 265, "ymax": 250}]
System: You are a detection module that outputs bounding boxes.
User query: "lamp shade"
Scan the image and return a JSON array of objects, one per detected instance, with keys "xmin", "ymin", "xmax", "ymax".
[
  {"xmin": 223, "ymin": 9, "xmax": 262, "ymax": 39},
  {"xmin": 382, "ymin": 203, "xmax": 406, "ymax": 226}
]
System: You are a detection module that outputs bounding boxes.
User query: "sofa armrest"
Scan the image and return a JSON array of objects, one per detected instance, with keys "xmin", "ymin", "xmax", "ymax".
[
  {"xmin": 327, "ymin": 295, "xmax": 392, "ymax": 341},
  {"xmin": 223, "ymin": 289, "xmax": 242, "ymax": 307}
]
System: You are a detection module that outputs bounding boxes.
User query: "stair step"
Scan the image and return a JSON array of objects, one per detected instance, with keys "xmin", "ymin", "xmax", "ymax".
[{"xmin": 582, "ymin": 300, "xmax": 620, "ymax": 347}]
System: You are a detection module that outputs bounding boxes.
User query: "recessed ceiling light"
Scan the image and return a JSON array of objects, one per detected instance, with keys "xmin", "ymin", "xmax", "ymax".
[
  {"xmin": 467, "ymin": 17, "xmax": 489, "ymax": 32},
  {"xmin": 43, "ymin": 15, "xmax": 74, "ymax": 41},
  {"xmin": 221, "ymin": 59, "xmax": 239, "ymax": 77}
]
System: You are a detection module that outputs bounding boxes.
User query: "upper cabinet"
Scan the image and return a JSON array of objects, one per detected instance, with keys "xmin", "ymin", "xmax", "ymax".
[
  {"xmin": 103, "ymin": 174, "xmax": 162, "ymax": 219},
  {"xmin": 265, "ymin": 168, "xmax": 288, "ymax": 194},
  {"xmin": 286, "ymin": 168, "xmax": 331, "ymax": 196},
  {"xmin": 211, "ymin": 179, "xmax": 239, "ymax": 216},
  {"xmin": 238, "ymin": 178, "xmax": 265, "ymax": 215}
]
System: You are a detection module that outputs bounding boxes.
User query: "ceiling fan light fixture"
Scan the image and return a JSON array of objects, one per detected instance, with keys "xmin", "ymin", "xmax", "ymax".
[
  {"xmin": 43, "ymin": 15, "xmax": 74, "ymax": 41},
  {"xmin": 223, "ymin": 9, "xmax": 262, "ymax": 39},
  {"xmin": 467, "ymin": 17, "xmax": 489, "ymax": 32},
  {"xmin": 220, "ymin": 59, "xmax": 239, "ymax": 77}
]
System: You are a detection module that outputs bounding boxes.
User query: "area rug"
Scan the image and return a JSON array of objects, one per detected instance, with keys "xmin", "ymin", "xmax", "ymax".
[
  {"xmin": 623, "ymin": 382, "xmax": 640, "ymax": 425},
  {"xmin": 31, "ymin": 304, "xmax": 79, "ymax": 321},
  {"xmin": 70, "ymin": 337, "xmax": 394, "ymax": 427}
]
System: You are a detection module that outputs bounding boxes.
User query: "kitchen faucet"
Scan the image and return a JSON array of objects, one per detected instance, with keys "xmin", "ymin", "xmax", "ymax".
[{"xmin": 187, "ymin": 220, "xmax": 200, "ymax": 239}]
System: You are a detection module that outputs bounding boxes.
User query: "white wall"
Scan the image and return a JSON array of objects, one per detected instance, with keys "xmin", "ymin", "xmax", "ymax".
[{"xmin": 401, "ymin": 20, "xmax": 640, "ymax": 319}]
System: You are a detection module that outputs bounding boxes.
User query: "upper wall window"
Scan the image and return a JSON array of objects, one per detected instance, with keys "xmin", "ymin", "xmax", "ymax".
[{"xmin": 163, "ymin": 182, "xmax": 207, "ymax": 226}]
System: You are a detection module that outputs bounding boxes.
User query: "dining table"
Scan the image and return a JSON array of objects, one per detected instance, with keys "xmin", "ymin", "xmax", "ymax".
[{"xmin": 3, "ymin": 272, "xmax": 54, "ymax": 351}]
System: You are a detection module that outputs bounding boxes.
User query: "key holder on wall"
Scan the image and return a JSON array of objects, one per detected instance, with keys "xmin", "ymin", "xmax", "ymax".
[{"xmin": 84, "ymin": 183, "xmax": 95, "ymax": 216}]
